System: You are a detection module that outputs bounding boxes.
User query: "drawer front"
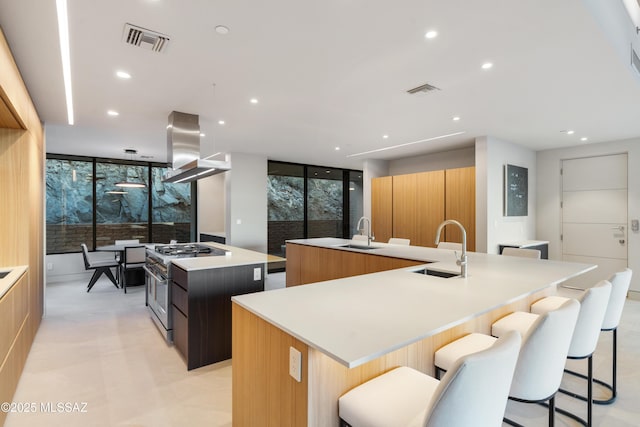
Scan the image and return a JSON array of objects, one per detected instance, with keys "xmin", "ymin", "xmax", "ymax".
[
  {"xmin": 172, "ymin": 265, "xmax": 188, "ymax": 289},
  {"xmin": 172, "ymin": 282, "xmax": 188, "ymax": 316},
  {"xmin": 172, "ymin": 305, "xmax": 188, "ymax": 361}
]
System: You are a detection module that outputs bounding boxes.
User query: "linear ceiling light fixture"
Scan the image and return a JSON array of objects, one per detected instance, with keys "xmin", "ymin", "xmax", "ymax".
[
  {"xmin": 346, "ymin": 131, "xmax": 466, "ymax": 157},
  {"xmin": 56, "ymin": 0, "xmax": 74, "ymax": 125}
]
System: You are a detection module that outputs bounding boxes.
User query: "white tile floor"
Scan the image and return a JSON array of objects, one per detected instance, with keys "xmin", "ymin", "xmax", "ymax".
[{"xmin": 5, "ymin": 274, "xmax": 640, "ymax": 426}]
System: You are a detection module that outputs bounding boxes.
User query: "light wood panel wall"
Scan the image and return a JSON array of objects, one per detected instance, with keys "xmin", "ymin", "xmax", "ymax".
[
  {"xmin": 371, "ymin": 176, "xmax": 393, "ymax": 242},
  {"xmin": 416, "ymin": 170, "xmax": 445, "ymax": 247},
  {"xmin": 0, "ymin": 28, "xmax": 44, "ymax": 425},
  {"xmin": 445, "ymin": 167, "xmax": 476, "ymax": 251},
  {"xmin": 232, "ymin": 304, "xmax": 308, "ymax": 427},
  {"xmin": 285, "ymin": 243, "xmax": 422, "ymax": 287},
  {"xmin": 370, "ymin": 167, "xmax": 474, "ymax": 250},
  {"xmin": 392, "ymin": 173, "xmax": 418, "ymax": 244}
]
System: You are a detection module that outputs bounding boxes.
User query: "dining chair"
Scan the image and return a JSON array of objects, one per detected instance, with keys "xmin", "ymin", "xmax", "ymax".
[
  {"xmin": 120, "ymin": 245, "xmax": 146, "ymax": 293},
  {"xmin": 81, "ymin": 243, "xmax": 119, "ymax": 292},
  {"xmin": 339, "ymin": 331, "xmax": 521, "ymax": 427},
  {"xmin": 113, "ymin": 239, "xmax": 140, "ymax": 282},
  {"xmin": 501, "ymin": 247, "xmax": 541, "ymax": 259}
]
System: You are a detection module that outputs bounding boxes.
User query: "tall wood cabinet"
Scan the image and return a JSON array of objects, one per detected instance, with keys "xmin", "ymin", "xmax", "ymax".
[
  {"xmin": 371, "ymin": 167, "xmax": 475, "ymax": 251},
  {"xmin": 0, "ymin": 28, "xmax": 44, "ymax": 425}
]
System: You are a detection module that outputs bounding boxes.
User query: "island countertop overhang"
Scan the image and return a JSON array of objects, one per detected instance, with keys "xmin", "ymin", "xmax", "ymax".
[{"xmin": 233, "ymin": 239, "xmax": 596, "ymax": 368}]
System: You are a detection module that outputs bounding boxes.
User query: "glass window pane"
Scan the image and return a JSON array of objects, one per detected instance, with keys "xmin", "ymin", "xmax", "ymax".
[
  {"xmin": 46, "ymin": 158, "xmax": 94, "ymax": 253},
  {"xmin": 348, "ymin": 171, "xmax": 364, "ymax": 238},
  {"xmin": 267, "ymin": 162, "xmax": 304, "ymax": 256},
  {"xmin": 307, "ymin": 167, "xmax": 343, "ymax": 238},
  {"xmin": 151, "ymin": 167, "xmax": 192, "ymax": 243},
  {"xmin": 95, "ymin": 162, "xmax": 149, "ymax": 245}
]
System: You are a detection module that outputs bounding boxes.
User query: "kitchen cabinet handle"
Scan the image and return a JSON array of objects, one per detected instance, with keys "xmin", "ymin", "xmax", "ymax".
[
  {"xmin": 143, "ymin": 265, "xmax": 166, "ymax": 283},
  {"xmin": 611, "ymin": 226, "xmax": 625, "ymax": 231}
]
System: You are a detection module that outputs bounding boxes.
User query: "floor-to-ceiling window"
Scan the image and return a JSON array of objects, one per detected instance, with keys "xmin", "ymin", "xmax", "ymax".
[
  {"xmin": 267, "ymin": 161, "xmax": 363, "ymax": 257},
  {"xmin": 46, "ymin": 154, "xmax": 194, "ymax": 254}
]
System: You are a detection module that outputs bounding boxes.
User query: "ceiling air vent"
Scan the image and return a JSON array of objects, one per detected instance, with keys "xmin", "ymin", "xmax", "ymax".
[
  {"xmin": 407, "ymin": 82, "xmax": 440, "ymax": 94},
  {"xmin": 122, "ymin": 23, "xmax": 170, "ymax": 53}
]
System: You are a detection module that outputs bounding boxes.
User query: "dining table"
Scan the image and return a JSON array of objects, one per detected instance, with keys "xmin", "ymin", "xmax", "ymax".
[{"xmin": 96, "ymin": 243, "xmax": 150, "ymax": 288}]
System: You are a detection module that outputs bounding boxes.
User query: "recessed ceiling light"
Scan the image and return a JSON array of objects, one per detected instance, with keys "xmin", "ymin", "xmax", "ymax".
[
  {"xmin": 425, "ymin": 30, "xmax": 438, "ymax": 39},
  {"xmin": 116, "ymin": 70, "xmax": 131, "ymax": 79},
  {"xmin": 218, "ymin": 120, "xmax": 225, "ymax": 125},
  {"xmin": 56, "ymin": 0, "xmax": 74, "ymax": 125},
  {"xmin": 215, "ymin": 25, "xmax": 230, "ymax": 35},
  {"xmin": 107, "ymin": 110, "xmax": 119, "ymax": 116},
  {"xmin": 347, "ymin": 131, "xmax": 466, "ymax": 157},
  {"xmin": 250, "ymin": 98, "xmax": 259, "ymax": 104},
  {"xmin": 580, "ymin": 137, "xmax": 588, "ymax": 141},
  {"xmin": 453, "ymin": 116, "xmax": 460, "ymax": 121},
  {"xmin": 335, "ymin": 146, "xmax": 340, "ymax": 151},
  {"xmin": 200, "ymin": 133, "xmax": 206, "ymax": 137},
  {"xmin": 567, "ymin": 130, "xmax": 575, "ymax": 135},
  {"xmin": 481, "ymin": 62, "xmax": 493, "ymax": 70},
  {"xmin": 383, "ymin": 134, "xmax": 389, "ymax": 139}
]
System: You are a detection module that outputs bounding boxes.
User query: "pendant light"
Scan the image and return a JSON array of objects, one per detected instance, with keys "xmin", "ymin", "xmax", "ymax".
[{"xmin": 115, "ymin": 148, "xmax": 146, "ymax": 188}]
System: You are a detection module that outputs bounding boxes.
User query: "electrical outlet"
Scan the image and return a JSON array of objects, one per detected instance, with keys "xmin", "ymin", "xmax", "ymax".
[
  {"xmin": 46, "ymin": 263, "xmax": 53, "ymax": 271},
  {"xmin": 289, "ymin": 347, "xmax": 302, "ymax": 382},
  {"xmin": 253, "ymin": 267, "xmax": 261, "ymax": 281}
]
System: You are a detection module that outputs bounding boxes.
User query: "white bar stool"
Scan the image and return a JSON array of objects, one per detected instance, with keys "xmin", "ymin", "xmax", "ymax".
[
  {"xmin": 434, "ymin": 299, "xmax": 580, "ymax": 427},
  {"xmin": 531, "ymin": 281, "xmax": 612, "ymax": 426},
  {"xmin": 554, "ymin": 268, "xmax": 632, "ymax": 405},
  {"xmin": 338, "ymin": 331, "xmax": 521, "ymax": 427}
]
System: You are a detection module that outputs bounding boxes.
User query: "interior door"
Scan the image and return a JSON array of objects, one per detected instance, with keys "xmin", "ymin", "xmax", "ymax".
[{"xmin": 561, "ymin": 154, "xmax": 628, "ymax": 289}]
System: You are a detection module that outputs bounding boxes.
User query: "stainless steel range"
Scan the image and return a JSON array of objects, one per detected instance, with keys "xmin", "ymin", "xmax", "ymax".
[{"xmin": 144, "ymin": 243, "xmax": 227, "ymax": 342}]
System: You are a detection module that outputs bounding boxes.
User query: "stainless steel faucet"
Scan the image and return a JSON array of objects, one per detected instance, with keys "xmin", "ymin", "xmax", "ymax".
[
  {"xmin": 356, "ymin": 216, "xmax": 373, "ymax": 246},
  {"xmin": 435, "ymin": 219, "xmax": 468, "ymax": 278}
]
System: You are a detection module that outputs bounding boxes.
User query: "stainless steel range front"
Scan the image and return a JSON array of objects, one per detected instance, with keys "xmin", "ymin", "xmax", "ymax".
[{"xmin": 144, "ymin": 243, "xmax": 227, "ymax": 342}]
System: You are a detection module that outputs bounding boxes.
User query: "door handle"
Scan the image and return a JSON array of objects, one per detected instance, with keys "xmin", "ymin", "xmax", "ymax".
[{"xmin": 610, "ymin": 226, "xmax": 625, "ymax": 231}]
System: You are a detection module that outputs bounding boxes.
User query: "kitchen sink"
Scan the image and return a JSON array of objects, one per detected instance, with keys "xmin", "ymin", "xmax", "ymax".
[
  {"xmin": 413, "ymin": 268, "xmax": 458, "ymax": 278},
  {"xmin": 338, "ymin": 244, "xmax": 379, "ymax": 250},
  {"xmin": 0, "ymin": 271, "xmax": 11, "ymax": 279}
]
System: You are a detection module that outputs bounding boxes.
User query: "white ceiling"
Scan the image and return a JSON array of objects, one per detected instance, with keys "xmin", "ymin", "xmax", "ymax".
[{"xmin": 1, "ymin": 0, "xmax": 640, "ymax": 169}]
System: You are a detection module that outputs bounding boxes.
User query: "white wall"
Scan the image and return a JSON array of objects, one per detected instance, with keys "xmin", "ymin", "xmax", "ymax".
[
  {"xmin": 197, "ymin": 173, "xmax": 225, "ymax": 235},
  {"xmin": 388, "ymin": 146, "xmax": 475, "ymax": 176},
  {"xmin": 537, "ymin": 138, "xmax": 640, "ymax": 294},
  {"xmin": 475, "ymin": 136, "xmax": 537, "ymax": 254},
  {"xmin": 45, "ymin": 253, "xmax": 96, "ymax": 284},
  {"xmin": 362, "ymin": 159, "xmax": 389, "ymax": 219},
  {"xmin": 225, "ymin": 152, "xmax": 268, "ymax": 253}
]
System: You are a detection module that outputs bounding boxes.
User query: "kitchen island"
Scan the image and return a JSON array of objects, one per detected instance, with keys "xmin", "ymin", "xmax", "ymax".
[
  {"xmin": 231, "ymin": 239, "xmax": 595, "ymax": 426},
  {"xmin": 168, "ymin": 242, "xmax": 280, "ymax": 370}
]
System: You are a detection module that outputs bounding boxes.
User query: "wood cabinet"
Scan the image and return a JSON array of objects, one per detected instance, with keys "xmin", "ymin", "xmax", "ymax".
[
  {"xmin": 371, "ymin": 176, "xmax": 393, "ymax": 242},
  {"xmin": 285, "ymin": 243, "xmax": 422, "ymax": 287},
  {"xmin": 370, "ymin": 167, "xmax": 475, "ymax": 251},
  {"xmin": 171, "ymin": 263, "xmax": 265, "ymax": 370},
  {"xmin": 0, "ymin": 29, "xmax": 44, "ymax": 426},
  {"xmin": 445, "ymin": 167, "xmax": 476, "ymax": 251}
]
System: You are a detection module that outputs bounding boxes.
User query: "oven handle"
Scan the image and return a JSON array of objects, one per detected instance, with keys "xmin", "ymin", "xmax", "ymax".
[{"xmin": 143, "ymin": 265, "xmax": 167, "ymax": 283}]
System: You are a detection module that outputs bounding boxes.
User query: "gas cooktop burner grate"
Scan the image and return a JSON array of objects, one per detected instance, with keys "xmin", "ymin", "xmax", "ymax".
[{"xmin": 154, "ymin": 244, "xmax": 213, "ymax": 256}]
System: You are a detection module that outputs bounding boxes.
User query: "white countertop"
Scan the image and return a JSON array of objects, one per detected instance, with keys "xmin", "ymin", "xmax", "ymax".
[
  {"xmin": 0, "ymin": 265, "xmax": 28, "ymax": 299},
  {"xmin": 171, "ymin": 242, "xmax": 275, "ymax": 271},
  {"xmin": 233, "ymin": 239, "xmax": 595, "ymax": 368}
]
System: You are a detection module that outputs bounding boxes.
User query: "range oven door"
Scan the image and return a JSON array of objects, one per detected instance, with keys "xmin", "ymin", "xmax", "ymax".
[{"xmin": 143, "ymin": 265, "xmax": 173, "ymax": 343}]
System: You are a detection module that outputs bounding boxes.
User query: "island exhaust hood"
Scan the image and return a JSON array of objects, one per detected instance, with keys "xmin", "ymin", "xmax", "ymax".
[{"xmin": 163, "ymin": 111, "xmax": 230, "ymax": 183}]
